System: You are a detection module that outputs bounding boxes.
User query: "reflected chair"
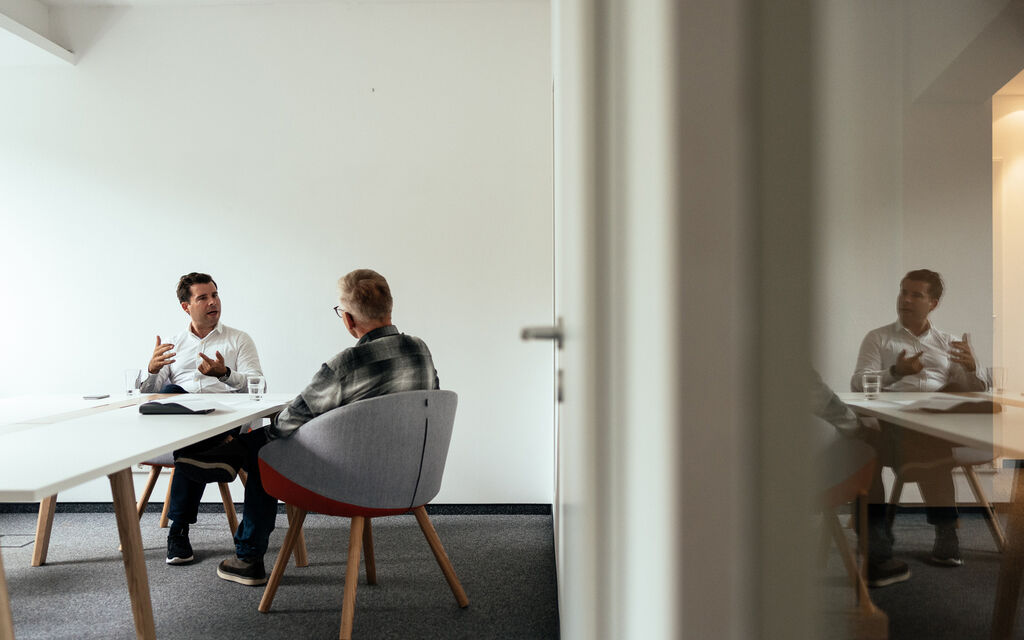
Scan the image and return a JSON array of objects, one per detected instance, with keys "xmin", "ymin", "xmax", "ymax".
[
  {"xmin": 256, "ymin": 390, "xmax": 468, "ymax": 640},
  {"xmin": 814, "ymin": 416, "xmax": 888, "ymax": 639},
  {"xmin": 888, "ymin": 446, "xmax": 1006, "ymax": 551}
]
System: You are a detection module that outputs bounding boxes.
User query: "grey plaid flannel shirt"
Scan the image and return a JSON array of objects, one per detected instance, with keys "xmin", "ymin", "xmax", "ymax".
[{"xmin": 269, "ymin": 325, "xmax": 440, "ymax": 439}]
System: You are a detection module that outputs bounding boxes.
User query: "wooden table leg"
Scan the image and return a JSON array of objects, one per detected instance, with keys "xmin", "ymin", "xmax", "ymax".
[
  {"xmin": 109, "ymin": 469, "xmax": 156, "ymax": 640},
  {"xmin": 31, "ymin": 495, "xmax": 57, "ymax": 567},
  {"xmin": 0, "ymin": 548, "xmax": 14, "ymax": 640},
  {"xmin": 992, "ymin": 465, "xmax": 1024, "ymax": 639}
]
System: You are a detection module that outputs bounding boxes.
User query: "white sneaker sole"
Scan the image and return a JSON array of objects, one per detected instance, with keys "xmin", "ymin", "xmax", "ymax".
[
  {"xmin": 166, "ymin": 555, "xmax": 194, "ymax": 565},
  {"xmin": 217, "ymin": 567, "xmax": 267, "ymax": 586}
]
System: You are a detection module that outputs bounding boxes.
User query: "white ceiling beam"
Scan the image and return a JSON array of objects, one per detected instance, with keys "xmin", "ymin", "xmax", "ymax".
[{"xmin": 0, "ymin": 0, "xmax": 75, "ymax": 65}]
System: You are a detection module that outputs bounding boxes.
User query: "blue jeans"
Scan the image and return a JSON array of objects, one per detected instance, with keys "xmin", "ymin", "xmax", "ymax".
[{"xmin": 232, "ymin": 429, "xmax": 278, "ymax": 559}]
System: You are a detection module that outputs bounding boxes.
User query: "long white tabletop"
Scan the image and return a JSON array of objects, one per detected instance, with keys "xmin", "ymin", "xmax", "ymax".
[
  {"xmin": 0, "ymin": 393, "xmax": 293, "ymax": 502},
  {"xmin": 837, "ymin": 391, "xmax": 1024, "ymax": 458},
  {"xmin": 0, "ymin": 392, "xmax": 293, "ymax": 640}
]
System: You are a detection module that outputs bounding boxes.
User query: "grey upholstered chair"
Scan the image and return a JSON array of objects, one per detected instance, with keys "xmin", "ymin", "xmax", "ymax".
[{"xmin": 256, "ymin": 389, "xmax": 468, "ymax": 640}]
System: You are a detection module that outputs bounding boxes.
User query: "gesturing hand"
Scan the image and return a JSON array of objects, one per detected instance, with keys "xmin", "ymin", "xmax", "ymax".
[
  {"xmin": 894, "ymin": 349, "xmax": 925, "ymax": 377},
  {"xmin": 148, "ymin": 335, "xmax": 176, "ymax": 374},
  {"xmin": 949, "ymin": 333, "xmax": 977, "ymax": 372},
  {"xmin": 198, "ymin": 351, "xmax": 228, "ymax": 378}
]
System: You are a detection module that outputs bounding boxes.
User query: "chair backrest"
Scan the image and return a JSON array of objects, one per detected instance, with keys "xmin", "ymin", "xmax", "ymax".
[{"xmin": 259, "ymin": 390, "xmax": 458, "ymax": 511}]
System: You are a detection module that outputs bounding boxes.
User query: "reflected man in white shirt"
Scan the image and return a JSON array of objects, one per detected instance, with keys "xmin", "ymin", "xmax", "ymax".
[
  {"xmin": 141, "ymin": 272, "xmax": 264, "ymax": 567},
  {"xmin": 851, "ymin": 269, "xmax": 985, "ymax": 574}
]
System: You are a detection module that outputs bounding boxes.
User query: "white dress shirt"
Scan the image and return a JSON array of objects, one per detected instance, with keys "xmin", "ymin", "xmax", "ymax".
[
  {"xmin": 850, "ymin": 321, "xmax": 985, "ymax": 392},
  {"xmin": 140, "ymin": 322, "xmax": 263, "ymax": 394}
]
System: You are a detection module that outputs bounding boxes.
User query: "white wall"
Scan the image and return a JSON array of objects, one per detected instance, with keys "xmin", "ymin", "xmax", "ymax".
[
  {"xmin": 814, "ymin": 1, "xmax": 1007, "ymax": 390},
  {"xmin": 0, "ymin": 1, "xmax": 554, "ymax": 503}
]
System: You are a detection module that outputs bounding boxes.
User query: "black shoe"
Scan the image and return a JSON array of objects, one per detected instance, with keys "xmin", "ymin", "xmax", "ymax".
[
  {"xmin": 931, "ymin": 527, "xmax": 963, "ymax": 566},
  {"xmin": 175, "ymin": 443, "xmax": 243, "ymax": 484},
  {"xmin": 867, "ymin": 558, "xmax": 911, "ymax": 588},
  {"xmin": 166, "ymin": 525, "xmax": 194, "ymax": 565},
  {"xmin": 217, "ymin": 556, "xmax": 267, "ymax": 586}
]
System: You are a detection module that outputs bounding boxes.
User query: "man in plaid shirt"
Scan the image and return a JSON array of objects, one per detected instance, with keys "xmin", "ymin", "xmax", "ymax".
[{"xmin": 177, "ymin": 269, "xmax": 439, "ymax": 586}]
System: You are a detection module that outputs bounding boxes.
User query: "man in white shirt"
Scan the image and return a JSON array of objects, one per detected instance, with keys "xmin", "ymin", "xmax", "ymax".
[
  {"xmin": 851, "ymin": 269, "xmax": 985, "ymax": 578},
  {"xmin": 141, "ymin": 272, "xmax": 264, "ymax": 566}
]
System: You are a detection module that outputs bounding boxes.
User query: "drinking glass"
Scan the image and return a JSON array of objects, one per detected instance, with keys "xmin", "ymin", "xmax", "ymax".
[
  {"xmin": 862, "ymin": 373, "xmax": 881, "ymax": 400},
  {"xmin": 988, "ymin": 366, "xmax": 1006, "ymax": 394},
  {"xmin": 247, "ymin": 375, "xmax": 266, "ymax": 401},
  {"xmin": 124, "ymin": 368, "xmax": 142, "ymax": 401}
]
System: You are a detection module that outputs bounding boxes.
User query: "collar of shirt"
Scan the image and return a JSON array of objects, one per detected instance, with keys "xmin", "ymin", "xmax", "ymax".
[
  {"xmin": 184, "ymin": 321, "xmax": 223, "ymax": 342},
  {"xmin": 357, "ymin": 325, "xmax": 399, "ymax": 345},
  {"xmin": 895, "ymin": 320, "xmax": 934, "ymax": 341}
]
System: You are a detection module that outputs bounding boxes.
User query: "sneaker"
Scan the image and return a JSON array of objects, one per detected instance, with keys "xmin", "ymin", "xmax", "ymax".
[
  {"xmin": 931, "ymin": 527, "xmax": 963, "ymax": 566},
  {"xmin": 175, "ymin": 442, "xmax": 244, "ymax": 484},
  {"xmin": 166, "ymin": 525, "xmax": 194, "ymax": 565},
  {"xmin": 867, "ymin": 558, "xmax": 911, "ymax": 588},
  {"xmin": 217, "ymin": 556, "xmax": 267, "ymax": 586}
]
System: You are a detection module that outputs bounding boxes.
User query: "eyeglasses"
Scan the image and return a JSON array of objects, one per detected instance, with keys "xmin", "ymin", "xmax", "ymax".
[{"xmin": 333, "ymin": 306, "xmax": 347, "ymax": 319}]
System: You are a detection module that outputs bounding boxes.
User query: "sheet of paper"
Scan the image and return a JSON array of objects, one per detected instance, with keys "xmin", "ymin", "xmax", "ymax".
[{"xmin": 902, "ymin": 398, "xmax": 974, "ymax": 412}]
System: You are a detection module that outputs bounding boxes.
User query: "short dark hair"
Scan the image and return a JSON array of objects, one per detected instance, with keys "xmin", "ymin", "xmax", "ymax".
[
  {"xmin": 338, "ymin": 269, "xmax": 393, "ymax": 321},
  {"xmin": 903, "ymin": 269, "xmax": 944, "ymax": 301},
  {"xmin": 176, "ymin": 272, "xmax": 217, "ymax": 304}
]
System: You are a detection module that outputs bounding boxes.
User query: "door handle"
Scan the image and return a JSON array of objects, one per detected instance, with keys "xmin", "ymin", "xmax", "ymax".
[{"xmin": 521, "ymin": 318, "xmax": 563, "ymax": 349}]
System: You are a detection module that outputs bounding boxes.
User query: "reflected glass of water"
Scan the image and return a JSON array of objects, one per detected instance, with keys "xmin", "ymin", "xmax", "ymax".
[
  {"xmin": 862, "ymin": 373, "xmax": 881, "ymax": 400},
  {"xmin": 247, "ymin": 375, "xmax": 266, "ymax": 401}
]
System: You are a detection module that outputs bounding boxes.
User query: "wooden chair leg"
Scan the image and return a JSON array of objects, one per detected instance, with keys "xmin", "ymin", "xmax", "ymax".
[
  {"xmin": 0, "ymin": 549, "xmax": 14, "ymax": 640},
  {"xmin": 218, "ymin": 482, "xmax": 239, "ymax": 536},
  {"xmin": 32, "ymin": 494, "xmax": 57, "ymax": 567},
  {"xmin": 413, "ymin": 507, "xmax": 469, "ymax": 608},
  {"xmin": 158, "ymin": 469, "xmax": 174, "ymax": 528},
  {"xmin": 136, "ymin": 467, "xmax": 161, "ymax": 520},
  {"xmin": 886, "ymin": 474, "xmax": 905, "ymax": 533},
  {"xmin": 963, "ymin": 464, "xmax": 1008, "ymax": 552},
  {"xmin": 285, "ymin": 505, "xmax": 309, "ymax": 567},
  {"xmin": 259, "ymin": 507, "xmax": 308, "ymax": 613},
  {"xmin": 363, "ymin": 518, "xmax": 377, "ymax": 585},
  {"xmin": 340, "ymin": 517, "xmax": 365, "ymax": 640},
  {"xmin": 239, "ymin": 469, "xmax": 248, "ymax": 486}
]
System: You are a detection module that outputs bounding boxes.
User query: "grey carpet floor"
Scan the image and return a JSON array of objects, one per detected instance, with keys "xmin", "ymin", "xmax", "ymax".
[
  {"xmin": 0, "ymin": 511, "xmax": 559, "ymax": 639},
  {"xmin": 822, "ymin": 511, "xmax": 1024, "ymax": 639}
]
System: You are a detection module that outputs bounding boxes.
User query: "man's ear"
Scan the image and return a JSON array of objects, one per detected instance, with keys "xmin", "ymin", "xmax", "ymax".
[
  {"xmin": 929, "ymin": 298, "xmax": 939, "ymax": 312},
  {"xmin": 181, "ymin": 300, "xmax": 190, "ymax": 314}
]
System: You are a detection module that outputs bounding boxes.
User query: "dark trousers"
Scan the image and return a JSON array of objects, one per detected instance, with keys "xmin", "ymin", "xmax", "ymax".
[
  {"xmin": 230, "ymin": 429, "xmax": 277, "ymax": 559},
  {"xmin": 162, "ymin": 384, "xmax": 239, "ymax": 528},
  {"xmin": 862, "ymin": 420, "xmax": 960, "ymax": 561}
]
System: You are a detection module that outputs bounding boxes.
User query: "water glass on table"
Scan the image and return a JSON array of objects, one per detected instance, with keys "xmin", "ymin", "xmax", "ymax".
[
  {"xmin": 987, "ymin": 366, "xmax": 1006, "ymax": 394},
  {"xmin": 862, "ymin": 373, "xmax": 881, "ymax": 400},
  {"xmin": 124, "ymin": 368, "xmax": 142, "ymax": 402},
  {"xmin": 247, "ymin": 375, "xmax": 266, "ymax": 401}
]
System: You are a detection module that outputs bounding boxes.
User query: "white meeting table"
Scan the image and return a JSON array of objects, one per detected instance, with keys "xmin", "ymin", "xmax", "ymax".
[
  {"xmin": 0, "ymin": 393, "xmax": 293, "ymax": 640},
  {"xmin": 837, "ymin": 391, "xmax": 1024, "ymax": 640}
]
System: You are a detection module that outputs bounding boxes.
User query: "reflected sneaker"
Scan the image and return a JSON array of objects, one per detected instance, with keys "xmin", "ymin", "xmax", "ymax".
[
  {"xmin": 217, "ymin": 556, "xmax": 267, "ymax": 586},
  {"xmin": 867, "ymin": 558, "xmax": 910, "ymax": 588},
  {"xmin": 931, "ymin": 527, "xmax": 963, "ymax": 566},
  {"xmin": 166, "ymin": 525, "xmax": 194, "ymax": 565},
  {"xmin": 175, "ymin": 443, "xmax": 244, "ymax": 484}
]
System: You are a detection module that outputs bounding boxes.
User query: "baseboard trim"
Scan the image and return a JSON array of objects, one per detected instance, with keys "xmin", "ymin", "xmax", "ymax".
[{"xmin": 0, "ymin": 502, "xmax": 552, "ymax": 516}]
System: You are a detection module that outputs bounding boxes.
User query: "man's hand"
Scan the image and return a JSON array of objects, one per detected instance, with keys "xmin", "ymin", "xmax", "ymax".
[
  {"xmin": 949, "ymin": 333, "xmax": 977, "ymax": 372},
  {"xmin": 198, "ymin": 351, "xmax": 228, "ymax": 378},
  {"xmin": 148, "ymin": 336, "xmax": 176, "ymax": 375},
  {"xmin": 893, "ymin": 349, "xmax": 925, "ymax": 377}
]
